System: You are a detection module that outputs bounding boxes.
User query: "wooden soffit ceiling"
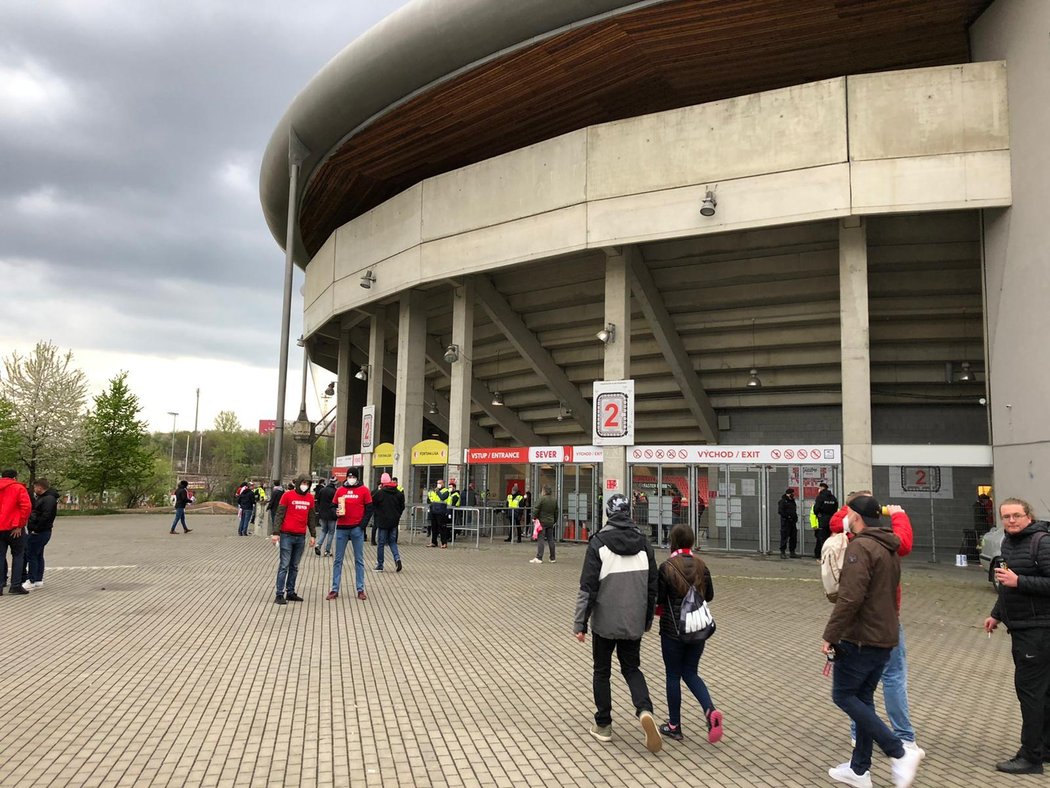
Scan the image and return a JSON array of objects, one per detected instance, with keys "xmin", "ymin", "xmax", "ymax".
[{"xmin": 299, "ymin": 0, "xmax": 991, "ymax": 256}]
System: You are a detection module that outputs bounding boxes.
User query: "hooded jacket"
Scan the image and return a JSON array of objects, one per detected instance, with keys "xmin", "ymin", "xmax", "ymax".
[
  {"xmin": 272, "ymin": 480, "xmax": 318, "ymax": 537},
  {"xmin": 777, "ymin": 494, "xmax": 798, "ymax": 523},
  {"xmin": 991, "ymin": 520, "xmax": 1050, "ymax": 631},
  {"xmin": 314, "ymin": 482, "xmax": 336, "ymax": 520},
  {"xmin": 573, "ymin": 512, "xmax": 658, "ymax": 640},
  {"xmin": 372, "ymin": 483, "xmax": 406, "ymax": 530},
  {"xmin": 28, "ymin": 488, "xmax": 60, "ymax": 532},
  {"xmin": 822, "ymin": 527, "xmax": 902, "ymax": 648},
  {"xmin": 657, "ymin": 552, "xmax": 714, "ymax": 641},
  {"xmin": 0, "ymin": 477, "xmax": 32, "ymax": 531}
]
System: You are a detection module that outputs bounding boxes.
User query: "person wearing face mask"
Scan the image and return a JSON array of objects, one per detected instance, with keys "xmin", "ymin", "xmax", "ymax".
[
  {"xmin": 270, "ymin": 475, "xmax": 317, "ymax": 605},
  {"xmin": 329, "ymin": 469, "xmax": 374, "ymax": 601}
]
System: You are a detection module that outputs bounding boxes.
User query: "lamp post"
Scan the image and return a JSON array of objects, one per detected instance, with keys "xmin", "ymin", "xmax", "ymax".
[{"xmin": 167, "ymin": 411, "xmax": 179, "ymax": 474}]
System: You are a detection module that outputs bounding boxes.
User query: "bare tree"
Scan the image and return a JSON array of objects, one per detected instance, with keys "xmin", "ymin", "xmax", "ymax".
[{"xmin": 1, "ymin": 341, "xmax": 88, "ymax": 483}]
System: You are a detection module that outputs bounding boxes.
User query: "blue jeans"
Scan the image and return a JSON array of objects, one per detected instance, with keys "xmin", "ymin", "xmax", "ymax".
[
  {"xmin": 27, "ymin": 531, "xmax": 52, "ymax": 583},
  {"xmin": 850, "ymin": 623, "xmax": 915, "ymax": 743},
  {"xmin": 171, "ymin": 508, "xmax": 188, "ymax": 532},
  {"xmin": 317, "ymin": 518, "xmax": 336, "ymax": 552},
  {"xmin": 332, "ymin": 526, "xmax": 365, "ymax": 593},
  {"xmin": 661, "ymin": 635, "xmax": 714, "ymax": 726},
  {"xmin": 237, "ymin": 507, "xmax": 252, "ymax": 535},
  {"xmin": 832, "ymin": 640, "xmax": 905, "ymax": 775},
  {"xmin": 376, "ymin": 527, "xmax": 400, "ymax": 568},
  {"xmin": 276, "ymin": 533, "xmax": 305, "ymax": 595}
]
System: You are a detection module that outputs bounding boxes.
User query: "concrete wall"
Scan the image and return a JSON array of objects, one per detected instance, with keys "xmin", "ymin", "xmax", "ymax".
[
  {"xmin": 303, "ymin": 62, "xmax": 1011, "ymax": 332},
  {"xmin": 972, "ymin": 1, "xmax": 1050, "ymax": 512}
]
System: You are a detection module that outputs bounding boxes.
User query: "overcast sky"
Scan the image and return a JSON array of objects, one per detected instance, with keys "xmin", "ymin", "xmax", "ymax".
[{"xmin": 0, "ymin": 0, "xmax": 411, "ymax": 433}]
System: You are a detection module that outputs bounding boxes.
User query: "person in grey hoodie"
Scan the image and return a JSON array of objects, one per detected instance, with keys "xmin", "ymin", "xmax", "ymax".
[{"xmin": 573, "ymin": 493, "xmax": 661, "ymax": 753}]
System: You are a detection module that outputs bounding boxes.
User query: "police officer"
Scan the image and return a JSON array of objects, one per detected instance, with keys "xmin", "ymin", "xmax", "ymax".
[
  {"xmin": 428, "ymin": 479, "xmax": 451, "ymax": 548},
  {"xmin": 505, "ymin": 484, "xmax": 524, "ymax": 543}
]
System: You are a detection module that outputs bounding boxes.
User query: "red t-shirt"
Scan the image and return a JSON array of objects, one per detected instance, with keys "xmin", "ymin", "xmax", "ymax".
[
  {"xmin": 279, "ymin": 490, "xmax": 315, "ymax": 535},
  {"xmin": 334, "ymin": 484, "xmax": 372, "ymax": 527}
]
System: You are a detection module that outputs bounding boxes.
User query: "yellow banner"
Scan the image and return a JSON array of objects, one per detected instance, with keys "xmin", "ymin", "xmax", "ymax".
[
  {"xmin": 373, "ymin": 442, "xmax": 394, "ymax": 466},
  {"xmin": 411, "ymin": 439, "xmax": 448, "ymax": 466}
]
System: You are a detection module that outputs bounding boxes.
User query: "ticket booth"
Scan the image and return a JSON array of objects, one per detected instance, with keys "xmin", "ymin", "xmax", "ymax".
[{"xmin": 411, "ymin": 439, "xmax": 448, "ymax": 505}]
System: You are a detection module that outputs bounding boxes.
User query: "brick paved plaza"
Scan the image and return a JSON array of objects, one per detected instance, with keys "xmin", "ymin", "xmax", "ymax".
[{"xmin": 0, "ymin": 513, "xmax": 1026, "ymax": 787}]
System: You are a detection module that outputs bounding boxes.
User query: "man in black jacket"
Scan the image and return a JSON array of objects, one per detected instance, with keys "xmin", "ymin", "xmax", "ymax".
[
  {"xmin": 314, "ymin": 479, "xmax": 336, "ymax": 556},
  {"xmin": 778, "ymin": 487, "xmax": 799, "ymax": 559},
  {"xmin": 985, "ymin": 497, "xmax": 1050, "ymax": 774},
  {"xmin": 24, "ymin": 478, "xmax": 58, "ymax": 590},
  {"xmin": 236, "ymin": 484, "xmax": 256, "ymax": 536},
  {"xmin": 372, "ymin": 473, "xmax": 406, "ymax": 572},
  {"xmin": 812, "ymin": 482, "xmax": 839, "ymax": 559}
]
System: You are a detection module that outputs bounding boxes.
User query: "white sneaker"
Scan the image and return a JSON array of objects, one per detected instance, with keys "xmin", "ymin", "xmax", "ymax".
[
  {"xmin": 529, "ymin": 558, "xmax": 542, "ymax": 564},
  {"xmin": 902, "ymin": 740, "xmax": 925, "ymax": 760},
  {"xmin": 549, "ymin": 559, "xmax": 556, "ymax": 563},
  {"xmin": 828, "ymin": 763, "xmax": 872, "ymax": 788},
  {"xmin": 890, "ymin": 747, "xmax": 922, "ymax": 788},
  {"xmin": 21, "ymin": 581, "xmax": 33, "ymax": 591}
]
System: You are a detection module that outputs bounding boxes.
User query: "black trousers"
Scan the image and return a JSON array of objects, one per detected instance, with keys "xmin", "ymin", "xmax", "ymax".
[
  {"xmin": 813, "ymin": 522, "xmax": 831, "ymax": 558},
  {"xmin": 1011, "ymin": 626, "xmax": 1050, "ymax": 761},
  {"xmin": 429, "ymin": 510, "xmax": 448, "ymax": 545},
  {"xmin": 0, "ymin": 529, "xmax": 26, "ymax": 590},
  {"xmin": 779, "ymin": 519, "xmax": 798, "ymax": 554},
  {"xmin": 592, "ymin": 634, "xmax": 653, "ymax": 726}
]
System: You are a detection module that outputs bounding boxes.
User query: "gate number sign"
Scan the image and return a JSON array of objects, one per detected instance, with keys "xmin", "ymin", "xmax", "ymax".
[{"xmin": 592, "ymin": 380, "xmax": 635, "ymax": 446}]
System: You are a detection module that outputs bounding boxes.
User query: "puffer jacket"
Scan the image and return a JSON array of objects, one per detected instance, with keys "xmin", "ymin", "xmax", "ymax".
[
  {"xmin": 657, "ymin": 553, "xmax": 714, "ymax": 641},
  {"xmin": 991, "ymin": 521, "xmax": 1050, "ymax": 631},
  {"xmin": 822, "ymin": 527, "xmax": 901, "ymax": 648},
  {"xmin": 0, "ymin": 477, "xmax": 32, "ymax": 531},
  {"xmin": 573, "ymin": 513, "xmax": 657, "ymax": 640}
]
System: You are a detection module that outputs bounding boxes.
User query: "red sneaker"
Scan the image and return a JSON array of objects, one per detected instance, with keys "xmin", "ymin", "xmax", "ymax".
[
  {"xmin": 325, "ymin": 591, "xmax": 338, "ymax": 600},
  {"xmin": 357, "ymin": 590, "xmax": 367, "ymax": 600},
  {"xmin": 706, "ymin": 709, "xmax": 723, "ymax": 744}
]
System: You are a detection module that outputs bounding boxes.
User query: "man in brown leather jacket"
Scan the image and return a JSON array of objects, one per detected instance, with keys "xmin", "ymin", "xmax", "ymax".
[{"xmin": 821, "ymin": 495, "xmax": 921, "ymax": 788}]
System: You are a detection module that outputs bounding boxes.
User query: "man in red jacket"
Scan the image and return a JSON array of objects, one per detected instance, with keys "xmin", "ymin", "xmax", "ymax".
[
  {"xmin": 829, "ymin": 491, "xmax": 924, "ymax": 762},
  {"xmin": 270, "ymin": 475, "xmax": 317, "ymax": 605},
  {"xmin": 328, "ymin": 469, "xmax": 373, "ymax": 601},
  {"xmin": 0, "ymin": 469, "xmax": 33, "ymax": 596}
]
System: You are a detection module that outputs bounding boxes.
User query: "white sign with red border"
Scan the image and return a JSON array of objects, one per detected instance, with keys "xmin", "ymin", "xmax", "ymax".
[
  {"xmin": 592, "ymin": 379, "xmax": 634, "ymax": 446},
  {"xmin": 360, "ymin": 405, "xmax": 375, "ymax": 453},
  {"xmin": 628, "ymin": 445, "xmax": 841, "ymax": 465}
]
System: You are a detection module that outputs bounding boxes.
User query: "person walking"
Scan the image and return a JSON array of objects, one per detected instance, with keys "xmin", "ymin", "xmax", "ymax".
[
  {"xmin": 0, "ymin": 469, "xmax": 32, "ymax": 596},
  {"xmin": 270, "ymin": 475, "xmax": 317, "ymax": 605},
  {"xmin": 573, "ymin": 493, "xmax": 662, "ymax": 753},
  {"xmin": 328, "ymin": 470, "xmax": 373, "ymax": 601},
  {"xmin": 267, "ymin": 480, "xmax": 284, "ymax": 534},
  {"xmin": 24, "ymin": 478, "xmax": 59, "ymax": 590},
  {"xmin": 655, "ymin": 524, "xmax": 722, "ymax": 744},
  {"xmin": 372, "ymin": 473, "xmax": 406, "ymax": 572},
  {"xmin": 314, "ymin": 478, "xmax": 336, "ymax": 556},
  {"xmin": 778, "ymin": 487, "xmax": 799, "ymax": 559},
  {"xmin": 530, "ymin": 485, "xmax": 559, "ymax": 564},
  {"xmin": 236, "ymin": 483, "xmax": 255, "ymax": 536},
  {"xmin": 170, "ymin": 479, "xmax": 194, "ymax": 534},
  {"xmin": 812, "ymin": 482, "xmax": 838, "ymax": 559},
  {"xmin": 822, "ymin": 495, "xmax": 921, "ymax": 788},
  {"xmin": 984, "ymin": 497, "xmax": 1050, "ymax": 774},
  {"xmin": 830, "ymin": 492, "xmax": 924, "ymax": 761}
]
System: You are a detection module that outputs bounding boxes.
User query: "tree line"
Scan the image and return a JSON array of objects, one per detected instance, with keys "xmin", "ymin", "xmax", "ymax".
[{"xmin": 0, "ymin": 341, "xmax": 331, "ymax": 508}]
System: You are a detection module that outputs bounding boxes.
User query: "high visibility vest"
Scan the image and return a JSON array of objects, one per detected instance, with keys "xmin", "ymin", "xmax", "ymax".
[
  {"xmin": 448, "ymin": 490, "xmax": 461, "ymax": 507},
  {"xmin": 507, "ymin": 494, "xmax": 523, "ymax": 509}
]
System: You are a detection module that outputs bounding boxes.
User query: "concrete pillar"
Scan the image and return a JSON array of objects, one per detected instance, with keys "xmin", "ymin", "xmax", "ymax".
[
  {"xmin": 446, "ymin": 282, "xmax": 474, "ymax": 490},
  {"xmin": 602, "ymin": 248, "xmax": 633, "ymax": 506},
  {"xmin": 335, "ymin": 328, "xmax": 352, "ymax": 464},
  {"xmin": 393, "ymin": 291, "xmax": 426, "ymax": 490},
  {"xmin": 839, "ymin": 219, "xmax": 873, "ymax": 494},
  {"xmin": 362, "ymin": 313, "xmax": 386, "ymax": 487}
]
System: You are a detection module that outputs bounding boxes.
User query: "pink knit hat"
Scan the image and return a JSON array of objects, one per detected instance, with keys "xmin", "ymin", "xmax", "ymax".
[{"xmin": 380, "ymin": 472, "xmax": 392, "ymax": 484}]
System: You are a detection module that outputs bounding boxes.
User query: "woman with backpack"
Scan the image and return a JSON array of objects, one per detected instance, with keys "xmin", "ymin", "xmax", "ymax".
[{"xmin": 656, "ymin": 523, "xmax": 723, "ymax": 744}]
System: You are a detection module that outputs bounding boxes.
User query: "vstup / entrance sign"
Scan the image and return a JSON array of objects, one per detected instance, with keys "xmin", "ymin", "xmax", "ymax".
[{"xmin": 592, "ymin": 380, "xmax": 634, "ymax": 446}]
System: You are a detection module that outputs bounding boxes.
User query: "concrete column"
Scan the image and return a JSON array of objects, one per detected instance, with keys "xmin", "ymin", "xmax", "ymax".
[
  {"xmin": 839, "ymin": 219, "xmax": 873, "ymax": 494},
  {"xmin": 602, "ymin": 248, "xmax": 633, "ymax": 504},
  {"xmin": 446, "ymin": 282, "xmax": 474, "ymax": 489},
  {"xmin": 362, "ymin": 313, "xmax": 386, "ymax": 487},
  {"xmin": 393, "ymin": 291, "xmax": 426, "ymax": 489},
  {"xmin": 334, "ymin": 328, "xmax": 352, "ymax": 464}
]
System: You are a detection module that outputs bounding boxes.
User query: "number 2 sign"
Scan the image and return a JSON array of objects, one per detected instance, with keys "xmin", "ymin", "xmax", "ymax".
[{"xmin": 592, "ymin": 380, "xmax": 635, "ymax": 446}]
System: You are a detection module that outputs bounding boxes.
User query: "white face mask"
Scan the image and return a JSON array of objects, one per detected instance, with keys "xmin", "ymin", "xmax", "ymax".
[
  {"xmin": 299, "ymin": 484, "xmax": 309, "ymax": 493},
  {"xmin": 346, "ymin": 477, "xmax": 356, "ymax": 487}
]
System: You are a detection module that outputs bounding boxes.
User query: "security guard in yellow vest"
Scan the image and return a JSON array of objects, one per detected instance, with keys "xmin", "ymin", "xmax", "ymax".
[
  {"xmin": 505, "ymin": 483, "xmax": 524, "ymax": 543},
  {"xmin": 427, "ymin": 479, "xmax": 451, "ymax": 548}
]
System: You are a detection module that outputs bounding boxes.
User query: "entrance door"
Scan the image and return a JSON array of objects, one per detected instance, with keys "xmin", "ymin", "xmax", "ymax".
[{"xmin": 563, "ymin": 464, "xmax": 596, "ymax": 542}]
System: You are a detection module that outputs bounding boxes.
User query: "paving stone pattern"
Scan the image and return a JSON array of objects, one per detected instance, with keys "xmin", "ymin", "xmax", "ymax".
[{"xmin": 0, "ymin": 514, "xmax": 1025, "ymax": 787}]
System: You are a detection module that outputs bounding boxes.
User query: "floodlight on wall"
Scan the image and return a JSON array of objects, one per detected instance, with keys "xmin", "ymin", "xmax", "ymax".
[
  {"xmin": 491, "ymin": 390, "xmax": 505, "ymax": 407},
  {"xmin": 443, "ymin": 344, "xmax": 460, "ymax": 364},
  {"xmin": 354, "ymin": 365, "xmax": 369, "ymax": 381},
  {"xmin": 556, "ymin": 402, "xmax": 573, "ymax": 422},
  {"xmin": 596, "ymin": 323, "xmax": 616, "ymax": 344},
  {"xmin": 427, "ymin": 401, "xmax": 438, "ymax": 415},
  {"xmin": 360, "ymin": 270, "xmax": 376, "ymax": 289},
  {"xmin": 958, "ymin": 362, "xmax": 975, "ymax": 383},
  {"xmin": 700, "ymin": 189, "xmax": 717, "ymax": 217},
  {"xmin": 324, "ymin": 381, "xmax": 336, "ymax": 397},
  {"xmin": 296, "ymin": 334, "xmax": 305, "ymax": 348},
  {"xmin": 746, "ymin": 369, "xmax": 763, "ymax": 388}
]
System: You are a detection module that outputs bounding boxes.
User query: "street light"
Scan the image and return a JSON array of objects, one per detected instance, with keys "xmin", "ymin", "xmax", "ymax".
[{"xmin": 167, "ymin": 411, "xmax": 179, "ymax": 472}]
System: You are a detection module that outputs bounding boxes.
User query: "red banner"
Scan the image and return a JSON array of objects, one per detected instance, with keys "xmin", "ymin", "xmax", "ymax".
[{"xmin": 258, "ymin": 419, "xmax": 277, "ymax": 435}]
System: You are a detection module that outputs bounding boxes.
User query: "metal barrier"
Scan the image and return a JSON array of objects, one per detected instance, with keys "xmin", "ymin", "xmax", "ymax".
[
  {"xmin": 449, "ymin": 507, "xmax": 482, "ymax": 549},
  {"xmin": 408, "ymin": 504, "xmax": 429, "ymax": 544}
]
